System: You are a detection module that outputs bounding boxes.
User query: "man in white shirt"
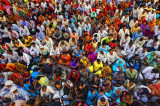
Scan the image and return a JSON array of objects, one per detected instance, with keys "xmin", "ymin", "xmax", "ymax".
[
  {"xmin": 120, "ymin": 34, "xmax": 130, "ymax": 48},
  {"xmin": 118, "ymin": 26, "xmax": 130, "ymax": 39},
  {"xmin": 41, "ymin": 0, "xmax": 47, "ymax": 9},
  {"xmin": 132, "ymin": 6, "xmax": 139, "ymax": 19},
  {"xmin": 39, "ymin": 45, "xmax": 49, "ymax": 56},
  {"xmin": 135, "ymin": 47, "xmax": 148, "ymax": 60},
  {"xmin": 146, "ymin": 38, "xmax": 159, "ymax": 52},
  {"xmin": 40, "ymin": 86, "xmax": 54, "ymax": 103},
  {"xmin": 65, "ymin": 25, "xmax": 72, "ymax": 35},
  {"xmin": 121, "ymin": 42, "xmax": 136, "ymax": 59},
  {"xmin": 37, "ymin": 24, "xmax": 45, "ymax": 32},
  {"xmin": 19, "ymin": 25, "xmax": 30, "ymax": 36},
  {"xmin": 30, "ymin": 42, "xmax": 40, "ymax": 57},
  {"xmin": 106, "ymin": 49, "xmax": 119, "ymax": 65},
  {"xmin": 6, "ymin": 50, "xmax": 19, "ymax": 63},
  {"xmin": 74, "ymin": 24, "xmax": 82, "ymax": 38},
  {"xmin": 121, "ymin": 14, "xmax": 129, "ymax": 24},
  {"xmin": 50, "ymin": 44, "xmax": 60, "ymax": 59},
  {"xmin": 42, "ymin": 36, "xmax": 54, "ymax": 50},
  {"xmin": 139, "ymin": 66, "xmax": 159, "ymax": 83},
  {"xmin": 129, "ymin": 18, "xmax": 138, "ymax": 28},
  {"xmin": 98, "ymin": 28, "xmax": 108, "ymax": 38},
  {"xmin": 84, "ymin": 21, "xmax": 91, "ymax": 32},
  {"xmin": 97, "ymin": 50, "xmax": 107, "ymax": 63},
  {"xmin": 18, "ymin": 52, "xmax": 31, "ymax": 66},
  {"xmin": 134, "ymin": 37, "xmax": 146, "ymax": 49}
]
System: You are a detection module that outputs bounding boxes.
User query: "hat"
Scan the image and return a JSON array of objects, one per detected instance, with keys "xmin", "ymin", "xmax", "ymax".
[
  {"xmin": 10, "ymin": 86, "xmax": 17, "ymax": 93},
  {"xmin": 5, "ymin": 80, "xmax": 13, "ymax": 86},
  {"xmin": 100, "ymin": 97, "xmax": 106, "ymax": 102}
]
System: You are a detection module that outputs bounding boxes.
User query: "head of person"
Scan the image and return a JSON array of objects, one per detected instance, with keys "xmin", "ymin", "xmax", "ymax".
[
  {"xmin": 55, "ymin": 80, "xmax": 61, "ymax": 90},
  {"xmin": 100, "ymin": 50, "xmax": 104, "ymax": 55},
  {"xmin": 116, "ymin": 88, "xmax": 122, "ymax": 94},
  {"xmin": 129, "ymin": 41, "xmax": 133, "ymax": 47},
  {"xmin": 109, "ymin": 34, "xmax": 113, "ymax": 39},
  {"xmin": 100, "ymin": 97, "xmax": 106, "ymax": 104},
  {"xmin": 24, "ymin": 79, "xmax": 30, "ymax": 84},
  {"xmin": 135, "ymin": 54, "xmax": 139, "ymax": 60},
  {"xmin": 18, "ymin": 52, "xmax": 23, "ymax": 57},
  {"xmin": 151, "ymin": 68, "xmax": 159, "ymax": 74},
  {"xmin": 117, "ymin": 71, "xmax": 122, "ymax": 77},
  {"xmin": 109, "ymin": 49, "xmax": 114, "ymax": 55},
  {"xmin": 32, "ymin": 42, "xmax": 36, "ymax": 47},
  {"xmin": 42, "ymin": 86, "xmax": 47, "ymax": 92},
  {"xmin": 7, "ymin": 50, "xmax": 13, "ymax": 55},
  {"xmin": 77, "ymin": 82, "xmax": 84, "ymax": 90},
  {"xmin": 40, "ymin": 45, "xmax": 44, "ymax": 50},
  {"xmin": 97, "ymin": 59, "xmax": 101, "ymax": 64},
  {"xmin": 90, "ymin": 88, "xmax": 96, "ymax": 94},
  {"xmin": 124, "ymin": 34, "xmax": 129, "ymax": 39},
  {"xmin": 71, "ymin": 71, "xmax": 76, "ymax": 78},
  {"xmin": 129, "ymin": 66, "xmax": 134, "ymax": 71},
  {"xmin": 5, "ymin": 80, "xmax": 13, "ymax": 88},
  {"xmin": 10, "ymin": 86, "xmax": 18, "ymax": 94},
  {"xmin": 26, "ymin": 99, "xmax": 35, "ymax": 106}
]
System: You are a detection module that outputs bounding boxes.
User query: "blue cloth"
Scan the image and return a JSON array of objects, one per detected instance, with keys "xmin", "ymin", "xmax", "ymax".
[
  {"xmin": 96, "ymin": 45, "xmax": 110, "ymax": 54},
  {"xmin": 111, "ymin": 87, "xmax": 122, "ymax": 104},
  {"xmin": 71, "ymin": 15, "xmax": 77, "ymax": 23},
  {"xmin": 21, "ymin": 20, "xmax": 28, "ymax": 27},
  {"xmin": 73, "ymin": 49, "xmax": 82, "ymax": 57},
  {"xmin": 132, "ymin": 31, "xmax": 143, "ymax": 40},
  {"xmin": 86, "ymin": 90, "xmax": 100, "ymax": 105},
  {"xmin": 24, "ymin": 84, "xmax": 37, "ymax": 97},
  {"xmin": 112, "ymin": 59, "xmax": 126, "ymax": 72},
  {"xmin": 13, "ymin": 88, "xmax": 30, "ymax": 101},
  {"xmin": 35, "ymin": 31, "xmax": 45, "ymax": 41},
  {"xmin": 31, "ymin": 71, "xmax": 39, "ymax": 80}
]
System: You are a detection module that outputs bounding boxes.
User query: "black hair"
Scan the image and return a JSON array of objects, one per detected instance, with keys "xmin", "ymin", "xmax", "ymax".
[
  {"xmin": 18, "ymin": 52, "xmax": 23, "ymax": 56},
  {"xmin": 24, "ymin": 79, "xmax": 30, "ymax": 84},
  {"xmin": 90, "ymin": 88, "xmax": 95, "ymax": 92},
  {"xmin": 26, "ymin": 99, "xmax": 35, "ymax": 105},
  {"xmin": 42, "ymin": 85, "xmax": 47, "ymax": 90},
  {"xmin": 152, "ymin": 69, "xmax": 159, "ymax": 73}
]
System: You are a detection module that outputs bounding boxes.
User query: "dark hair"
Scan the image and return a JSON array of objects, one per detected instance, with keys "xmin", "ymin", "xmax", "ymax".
[
  {"xmin": 152, "ymin": 69, "xmax": 159, "ymax": 73},
  {"xmin": 18, "ymin": 52, "xmax": 23, "ymax": 56},
  {"xmin": 42, "ymin": 85, "xmax": 47, "ymax": 90},
  {"xmin": 26, "ymin": 99, "xmax": 35, "ymax": 105},
  {"xmin": 90, "ymin": 88, "xmax": 95, "ymax": 92},
  {"xmin": 24, "ymin": 79, "xmax": 30, "ymax": 84}
]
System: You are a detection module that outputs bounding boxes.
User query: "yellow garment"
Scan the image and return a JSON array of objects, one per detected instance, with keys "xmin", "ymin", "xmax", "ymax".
[
  {"xmin": 131, "ymin": 26, "xmax": 140, "ymax": 34},
  {"xmin": 80, "ymin": 57, "xmax": 90, "ymax": 67},
  {"xmin": 38, "ymin": 76, "xmax": 49, "ymax": 86},
  {"xmin": 25, "ymin": 36, "xmax": 32, "ymax": 47},
  {"xmin": 138, "ymin": 13, "xmax": 147, "ymax": 20},
  {"xmin": 92, "ymin": 42, "xmax": 98, "ymax": 51},
  {"xmin": 88, "ymin": 61, "xmax": 103, "ymax": 75},
  {"xmin": 102, "ymin": 66, "xmax": 112, "ymax": 80}
]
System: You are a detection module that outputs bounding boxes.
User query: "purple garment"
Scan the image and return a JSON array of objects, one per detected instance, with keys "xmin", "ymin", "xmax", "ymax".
[
  {"xmin": 143, "ymin": 29, "xmax": 155, "ymax": 39},
  {"xmin": 89, "ymin": 52, "xmax": 97, "ymax": 63},
  {"xmin": 140, "ymin": 24, "xmax": 148, "ymax": 32}
]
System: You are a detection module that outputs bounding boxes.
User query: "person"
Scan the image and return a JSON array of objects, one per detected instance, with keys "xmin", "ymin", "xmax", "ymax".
[
  {"xmin": 40, "ymin": 85, "xmax": 54, "ymax": 103},
  {"xmin": 30, "ymin": 42, "xmax": 40, "ymax": 57},
  {"xmin": 97, "ymin": 96, "xmax": 109, "ymax": 106},
  {"xmin": 121, "ymin": 91, "xmax": 134, "ymax": 106},
  {"xmin": 112, "ymin": 71, "xmax": 125, "ymax": 86},
  {"xmin": 72, "ymin": 47, "xmax": 82, "ymax": 58},
  {"xmin": 39, "ymin": 45, "xmax": 49, "ymax": 56},
  {"xmin": 68, "ymin": 70, "xmax": 80, "ymax": 86},
  {"xmin": 134, "ymin": 37, "xmax": 146, "ymax": 49},
  {"xmin": 50, "ymin": 44, "xmax": 60, "ymax": 60},
  {"xmin": 126, "ymin": 66, "xmax": 138, "ymax": 81},
  {"xmin": 42, "ymin": 36, "xmax": 54, "ymax": 50},
  {"xmin": 101, "ymin": 34, "xmax": 113, "ymax": 45},
  {"xmin": 59, "ymin": 52, "xmax": 71, "ymax": 66},
  {"xmin": 121, "ymin": 42, "xmax": 136, "ymax": 59},
  {"xmin": 88, "ymin": 59, "xmax": 103, "ymax": 77},
  {"xmin": 112, "ymin": 59, "xmax": 126, "ymax": 73},
  {"xmin": 135, "ymin": 47, "xmax": 148, "ymax": 60},
  {"xmin": 97, "ymin": 50, "xmax": 107, "ymax": 63},
  {"xmin": 18, "ymin": 52, "xmax": 31, "ymax": 66},
  {"xmin": 146, "ymin": 37, "xmax": 159, "ymax": 52},
  {"xmin": 139, "ymin": 66, "xmax": 159, "ymax": 84},
  {"xmin": 106, "ymin": 49, "xmax": 119, "ymax": 65},
  {"xmin": 144, "ymin": 52, "xmax": 157, "ymax": 67},
  {"xmin": 2, "ymin": 86, "xmax": 30, "ymax": 102},
  {"xmin": 127, "ymin": 54, "xmax": 142, "ymax": 71},
  {"xmin": 86, "ymin": 88, "xmax": 101, "ymax": 105}
]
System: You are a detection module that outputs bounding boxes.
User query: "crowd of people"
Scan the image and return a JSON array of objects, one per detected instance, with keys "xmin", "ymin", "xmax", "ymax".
[{"xmin": 0, "ymin": 0, "xmax": 160, "ymax": 106}]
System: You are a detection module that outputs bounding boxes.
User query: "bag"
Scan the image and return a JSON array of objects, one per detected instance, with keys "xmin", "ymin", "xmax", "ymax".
[{"xmin": 12, "ymin": 73, "xmax": 24, "ymax": 85}]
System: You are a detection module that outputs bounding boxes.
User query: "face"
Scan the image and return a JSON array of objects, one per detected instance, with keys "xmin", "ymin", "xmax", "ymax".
[
  {"xmin": 6, "ymin": 85, "xmax": 12, "ymax": 88},
  {"xmin": 78, "ymin": 85, "xmax": 83, "ymax": 90},
  {"xmin": 56, "ymin": 84, "xmax": 60, "ymax": 89},
  {"xmin": 110, "ymin": 51, "xmax": 113, "ymax": 55},
  {"xmin": 42, "ymin": 88, "xmax": 47, "ymax": 92},
  {"xmin": 116, "ymin": 90, "xmax": 122, "ymax": 94}
]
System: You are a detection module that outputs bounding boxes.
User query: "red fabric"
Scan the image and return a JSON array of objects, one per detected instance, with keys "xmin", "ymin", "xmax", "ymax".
[
  {"xmin": 1, "ymin": 43, "xmax": 10, "ymax": 51},
  {"xmin": 109, "ymin": 42, "xmax": 117, "ymax": 48},
  {"xmin": 0, "ymin": 64, "xmax": 6, "ymax": 70}
]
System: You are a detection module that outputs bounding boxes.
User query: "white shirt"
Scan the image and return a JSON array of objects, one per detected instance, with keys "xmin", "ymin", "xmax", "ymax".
[
  {"xmin": 41, "ymin": 2, "xmax": 47, "ymax": 8},
  {"xmin": 121, "ymin": 16, "xmax": 129, "ymax": 23},
  {"xmin": 7, "ymin": 51, "xmax": 19, "ymax": 63},
  {"xmin": 84, "ymin": 23, "xmax": 91, "ymax": 32},
  {"xmin": 134, "ymin": 37, "xmax": 146, "ymax": 49},
  {"xmin": 78, "ymin": 22, "xmax": 85, "ymax": 30},
  {"xmin": 20, "ymin": 26, "xmax": 30, "ymax": 36},
  {"xmin": 50, "ymin": 47, "xmax": 60, "ymax": 56},
  {"xmin": 20, "ymin": 53, "xmax": 31, "ymax": 66},
  {"xmin": 118, "ymin": 29, "xmax": 130, "ymax": 38},
  {"xmin": 97, "ymin": 52, "xmax": 107, "ymax": 63},
  {"xmin": 146, "ymin": 39, "xmax": 159, "ymax": 49},
  {"xmin": 84, "ymin": 4, "xmax": 91, "ymax": 12},
  {"xmin": 129, "ymin": 20, "xmax": 138, "ymax": 28},
  {"xmin": 124, "ymin": 44, "xmax": 136, "ymax": 56},
  {"xmin": 120, "ymin": 37, "xmax": 130, "ymax": 47},
  {"xmin": 135, "ymin": 48, "xmax": 148, "ymax": 60},
  {"xmin": 30, "ymin": 45, "xmax": 40, "ymax": 55},
  {"xmin": 57, "ymin": 15, "xmax": 64, "ymax": 22},
  {"xmin": 43, "ymin": 38, "xmax": 54, "ymax": 48},
  {"xmin": 32, "ymin": 39, "xmax": 41, "ymax": 46},
  {"xmin": 139, "ymin": 66, "xmax": 159, "ymax": 82},
  {"xmin": 40, "ymin": 86, "xmax": 54, "ymax": 97},
  {"xmin": 98, "ymin": 30, "xmax": 108, "ymax": 38},
  {"xmin": 106, "ymin": 52, "xmax": 119, "ymax": 62},
  {"xmin": 37, "ymin": 25, "xmax": 45, "ymax": 32}
]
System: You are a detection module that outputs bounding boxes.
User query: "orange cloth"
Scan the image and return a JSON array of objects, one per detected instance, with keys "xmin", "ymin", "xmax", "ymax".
[{"xmin": 59, "ymin": 54, "xmax": 71, "ymax": 65}]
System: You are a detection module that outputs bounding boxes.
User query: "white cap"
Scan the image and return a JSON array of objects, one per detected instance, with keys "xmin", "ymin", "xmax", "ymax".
[
  {"xmin": 10, "ymin": 86, "xmax": 17, "ymax": 93},
  {"xmin": 5, "ymin": 80, "xmax": 13, "ymax": 86}
]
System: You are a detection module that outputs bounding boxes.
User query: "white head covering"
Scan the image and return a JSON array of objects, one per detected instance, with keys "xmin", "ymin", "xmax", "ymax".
[
  {"xmin": 40, "ymin": 45, "xmax": 43, "ymax": 48},
  {"xmin": 10, "ymin": 86, "xmax": 17, "ymax": 93},
  {"xmin": 5, "ymin": 80, "xmax": 13, "ymax": 86}
]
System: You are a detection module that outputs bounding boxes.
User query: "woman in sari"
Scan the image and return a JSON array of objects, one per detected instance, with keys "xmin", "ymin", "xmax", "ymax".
[
  {"xmin": 88, "ymin": 59, "xmax": 103, "ymax": 76},
  {"xmin": 96, "ymin": 43, "xmax": 111, "ymax": 54},
  {"xmin": 24, "ymin": 35, "xmax": 32, "ymax": 47},
  {"xmin": 59, "ymin": 52, "xmax": 71, "ymax": 66},
  {"xmin": 112, "ymin": 59, "xmax": 126, "ymax": 72},
  {"xmin": 85, "ymin": 42, "xmax": 95, "ymax": 55},
  {"xmin": 144, "ymin": 51, "xmax": 157, "ymax": 67},
  {"xmin": 102, "ymin": 66, "xmax": 112, "ymax": 80},
  {"xmin": 88, "ymin": 52, "xmax": 97, "ymax": 63}
]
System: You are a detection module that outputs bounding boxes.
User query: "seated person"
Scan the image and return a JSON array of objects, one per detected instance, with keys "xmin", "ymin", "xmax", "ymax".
[
  {"xmin": 85, "ymin": 42, "xmax": 95, "ymax": 55},
  {"xmin": 146, "ymin": 38, "xmax": 159, "ymax": 52},
  {"xmin": 109, "ymin": 40, "xmax": 117, "ymax": 51},
  {"xmin": 102, "ymin": 66, "xmax": 112, "ymax": 80},
  {"xmin": 121, "ymin": 91, "xmax": 134, "ymax": 106},
  {"xmin": 135, "ymin": 47, "xmax": 148, "ymax": 60},
  {"xmin": 97, "ymin": 96, "xmax": 109, "ymax": 106},
  {"xmin": 97, "ymin": 42, "xmax": 111, "ymax": 54},
  {"xmin": 70, "ymin": 56, "xmax": 79, "ymax": 70},
  {"xmin": 80, "ymin": 66, "xmax": 89, "ymax": 82},
  {"xmin": 101, "ymin": 34, "xmax": 113, "ymax": 45},
  {"xmin": 58, "ymin": 40, "xmax": 69, "ymax": 53},
  {"xmin": 68, "ymin": 70, "xmax": 80, "ymax": 86},
  {"xmin": 23, "ymin": 79, "xmax": 39, "ymax": 98},
  {"xmin": 89, "ymin": 75, "xmax": 100, "ymax": 90},
  {"xmin": 123, "ymin": 79, "xmax": 136, "ymax": 92},
  {"xmin": 110, "ymin": 87, "xmax": 122, "ymax": 104},
  {"xmin": 88, "ymin": 52, "xmax": 97, "ymax": 63},
  {"xmin": 50, "ymin": 44, "xmax": 60, "ymax": 61},
  {"xmin": 72, "ymin": 47, "xmax": 82, "ymax": 58},
  {"xmin": 69, "ymin": 38, "xmax": 77, "ymax": 50},
  {"xmin": 97, "ymin": 50, "xmax": 107, "ymax": 63},
  {"xmin": 24, "ymin": 35, "xmax": 32, "ymax": 47},
  {"xmin": 120, "ymin": 34, "xmax": 130, "ymax": 48},
  {"xmin": 139, "ymin": 66, "xmax": 159, "ymax": 84},
  {"xmin": 112, "ymin": 71, "xmax": 125, "ymax": 86},
  {"xmin": 127, "ymin": 54, "xmax": 142, "ymax": 71},
  {"xmin": 87, "ymin": 88, "xmax": 101, "ymax": 105},
  {"xmin": 126, "ymin": 66, "xmax": 138, "ymax": 81},
  {"xmin": 88, "ymin": 59, "xmax": 103, "ymax": 77},
  {"xmin": 59, "ymin": 52, "xmax": 71, "ymax": 66},
  {"xmin": 144, "ymin": 51, "xmax": 157, "ymax": 67},
  {"xmin": 106, "ymin": 49, "xmax": 119, "ymax": 65},
  {"xmin": 112, "ymin": 59, "xmax": 126, "ymax": 73}
]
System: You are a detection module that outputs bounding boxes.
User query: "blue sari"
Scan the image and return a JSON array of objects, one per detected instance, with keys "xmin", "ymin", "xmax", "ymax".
[
  {"xmin": 96, "ymin": 45, "xmax": 110, "ymax": 54},
  {"xmin": 112, "ymin": 59, "xmax": 126, "ymax": 72},
  {"xmin": 86, "ymin": 90, "xmax": 100, "ymax": 105}
]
